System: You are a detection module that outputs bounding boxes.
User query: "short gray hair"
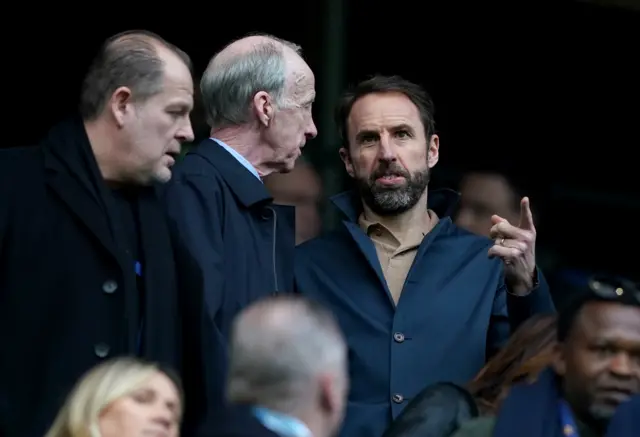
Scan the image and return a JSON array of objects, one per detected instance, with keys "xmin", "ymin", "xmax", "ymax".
[
  {"xmin": 200, "ymin": 34, "xmax": 302, "ymax": 129},
  {"xmin": 227, "ymin": 295, "xmax": 347, "ymax": 412}
]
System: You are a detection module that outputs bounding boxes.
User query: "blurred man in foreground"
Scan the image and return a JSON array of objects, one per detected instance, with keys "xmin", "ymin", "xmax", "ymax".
[{"xmin": 219, "ymin": 295, "xmax": 348, "ymax": 437}]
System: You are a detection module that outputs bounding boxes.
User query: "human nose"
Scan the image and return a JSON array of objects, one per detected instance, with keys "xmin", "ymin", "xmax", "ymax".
[
  {"xmin": 609, "ymin": 352, "xmax": 634, "ymax": 377},
  {"xmin": 377, "ymin": 133, "xmax": 396, "ymax": 161},
  {"xmin": 306, "ymin": 117, "xmax": 318, "ymax": 140},
  {"xmin": 177, "ymin": 119, "xmax": 194, "ymax": 143}
]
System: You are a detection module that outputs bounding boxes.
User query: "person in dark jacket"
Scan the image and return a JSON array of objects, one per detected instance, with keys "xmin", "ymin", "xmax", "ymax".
[
  {"xmin": 0, "ymin": 30, "xmax": 194, "ymax": 437},
  {"xmin": 606, "ymin": 395, "xmax": 640, "ymax": 437},
  {"xmin": 451, "ymin": 275, "xmax": 640, "ymax": 437},
  {"xmin": 294, "ymin": 75, "xmax": 556, "ymax": 437},
  {"xmin": 162, "ymin": 33, "xmax": 318, "ymax": 435},
  {"xmin": 468, "ymin": 314, "xmax": 557, "ymax": 415}
]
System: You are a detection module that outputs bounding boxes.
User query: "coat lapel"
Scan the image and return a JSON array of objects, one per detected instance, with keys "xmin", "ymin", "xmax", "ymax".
[
  {"xmin": 42, "ymin": 116, "xmax": 121, "ymax": 260},
  {"xmin": 331, "ymin": 189, "xmax": 461, "ymax": 308},
  {"xmin": 342, "ymin": 220, "xmax": 394, "ymax": 305},
  {"xmin": 45, "ymin": 165, "xmax": 119, "ymax": 258},
  {"xmin": 404, "ymin": 218, "xmax": 451, "ymax": 285},
  {"xmin": 137, "ymin": 188, "xmax": 178, "ymax": 358}
]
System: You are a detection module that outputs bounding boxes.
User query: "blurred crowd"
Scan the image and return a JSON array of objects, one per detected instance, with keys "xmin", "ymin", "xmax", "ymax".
[{"xmin": 0, "ymin": 30, "xmax": 638, "ymax": 437}]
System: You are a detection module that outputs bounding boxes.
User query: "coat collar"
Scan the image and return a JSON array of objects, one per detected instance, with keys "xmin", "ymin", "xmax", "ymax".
[
  {"xmin": 330, "ymin": 187, "xmax": 461, "ymax": 223},
  {"xmin": 42, "ymin": 114, "xmax": 106, "ymax": 207},
  {"xmin": 190, "ymin": 138, "xmax": 272, "ymax": 208},
  {"xmin": 40, "ymin": 116, "xmax": 159, "ymax": 270},
  {"xmin": 41, "ymin": 115, "xmax": 122, "ymax": 257}
]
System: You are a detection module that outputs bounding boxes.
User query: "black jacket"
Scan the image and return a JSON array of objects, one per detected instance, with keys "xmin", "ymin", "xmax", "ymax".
[
  {"xmin": 163, "ymin": 139, "xmax": 296, "ymax": 435},
  {"xmin": 0, "ymin": 116, "xmax": 184, "ymax": 437}
]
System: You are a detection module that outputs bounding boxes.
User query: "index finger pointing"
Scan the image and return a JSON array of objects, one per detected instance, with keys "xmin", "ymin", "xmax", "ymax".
[{"xmin": 518, "ymin": 197, "xmax": 535, "ymax": 230}]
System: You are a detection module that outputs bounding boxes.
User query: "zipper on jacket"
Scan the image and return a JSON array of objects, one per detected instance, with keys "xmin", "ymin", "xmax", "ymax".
[{"xmin": 265, "ymin": 206, "xmax": 279, "ymax": 294}]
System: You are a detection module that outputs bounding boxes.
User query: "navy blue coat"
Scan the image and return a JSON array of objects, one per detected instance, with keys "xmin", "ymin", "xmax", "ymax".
[
  {"xmin": 162, "ymin": 139, "xmax": 296, "ymax": 435},
  {"xmin": 606, "ymin": 395, "xmax": 640, "ymax": 437},
  {"xmin": 294, "ymin": 189, "xmax": 555, "ymax": 437}
]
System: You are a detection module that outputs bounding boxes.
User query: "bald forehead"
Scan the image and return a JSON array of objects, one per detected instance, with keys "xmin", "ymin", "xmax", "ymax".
[
  {"xmin": 108, "ymin": 33, "xmax": 171, "ymax": 60},
  {"xmin": 238, "ymin": 300, "xmax": 302, "ymax": 331},
  {"xmin": 213, "ymin": 36, "xmax": 289, "ymax": 65},
  {"xmin": 284, "ymin": 49, "xmax": 310, "ymax": 76},
  {"xmin": 107, "ymin": 34, "xmax": 187, "ymax": 69}
]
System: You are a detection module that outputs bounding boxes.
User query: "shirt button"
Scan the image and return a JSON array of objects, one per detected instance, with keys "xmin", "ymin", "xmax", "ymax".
[
  {"xmin": 392, "ymin": 393, "xmax": 404, "ymax": 404},
  {"xmin": 94, "ymin": 343, "xmax": 110, "ymax": 358},
  {"xmin": 393, "ymin": 332, "xmax": 405, "ymax": 343},
  {"xmin": 102, "ymin": 280, "xmax": 118, "ymax": 294}
]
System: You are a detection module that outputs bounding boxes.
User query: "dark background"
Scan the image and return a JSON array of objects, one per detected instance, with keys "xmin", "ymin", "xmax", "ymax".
[{"xmin": 5, "ymin": 0, "xmax": 639, "ymax": 279}]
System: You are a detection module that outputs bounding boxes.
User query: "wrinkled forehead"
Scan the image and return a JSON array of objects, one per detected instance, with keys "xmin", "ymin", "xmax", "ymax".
[
  {"xmin": 284, "ymin": 54, "xmax": 315, "ymax": 100},
  {"xmin": 348, "ymin": 92, "xmax": 423, "ymax": 132}
]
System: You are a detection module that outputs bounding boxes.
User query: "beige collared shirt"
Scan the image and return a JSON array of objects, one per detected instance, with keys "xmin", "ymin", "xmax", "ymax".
[{"xmin": 359, "ymin": 210, "xmax": 439, "ymax": 305}]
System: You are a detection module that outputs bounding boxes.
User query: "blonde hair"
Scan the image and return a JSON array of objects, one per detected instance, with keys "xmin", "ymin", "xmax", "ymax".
[{"xmin": 45, "ymin": 357, "xmax": 182, "ymax": 437}]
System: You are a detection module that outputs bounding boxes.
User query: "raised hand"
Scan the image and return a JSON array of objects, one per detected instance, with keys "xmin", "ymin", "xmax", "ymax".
[{"xmin": 487, "ymin": 197, "xmax": 537, "ymax": 295}]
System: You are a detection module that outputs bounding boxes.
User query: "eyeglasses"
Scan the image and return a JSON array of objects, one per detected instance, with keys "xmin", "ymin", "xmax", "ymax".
[{"xmin": 588, "ymin": 276, "xmax": 640, "ymax": 304}]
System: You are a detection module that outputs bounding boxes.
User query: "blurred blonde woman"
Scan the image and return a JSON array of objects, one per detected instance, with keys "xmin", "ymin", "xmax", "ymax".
[{"xmin": 45, "ymin": 357, "xmax": 183, "ymax": 437}]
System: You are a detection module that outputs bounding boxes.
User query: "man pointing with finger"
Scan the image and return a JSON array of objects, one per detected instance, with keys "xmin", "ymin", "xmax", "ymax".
[
  {"xmin": 489, "ymin": 197, "xmax": 539, "ymax": 294},
  {"xmin": 294, "ymin": 76, "xmax": 555, "ymax": 437}
]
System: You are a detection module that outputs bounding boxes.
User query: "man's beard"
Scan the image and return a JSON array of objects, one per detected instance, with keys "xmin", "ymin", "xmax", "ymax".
[{"xmin": 355, "ymin": 161, "xmax": 430, "ymax": 216}]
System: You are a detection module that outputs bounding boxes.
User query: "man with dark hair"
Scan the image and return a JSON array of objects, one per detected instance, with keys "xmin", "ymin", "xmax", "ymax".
[
  {"xmin": 295, "ymin": 75, "xmax": 555, "ymax": 437},
  {"xmin": 0, "ymin": 30, "xmax": 194, "ymax": 437},
  {"xmin": 452, "ymin": 276, "xmax": 640, "ymax": 437}
]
